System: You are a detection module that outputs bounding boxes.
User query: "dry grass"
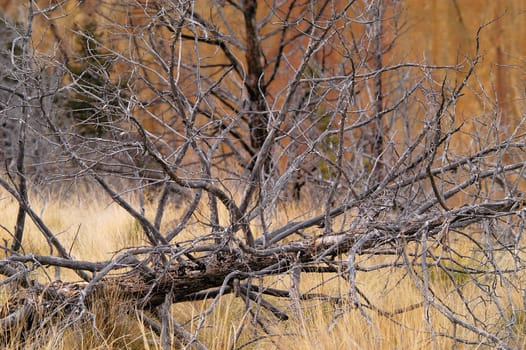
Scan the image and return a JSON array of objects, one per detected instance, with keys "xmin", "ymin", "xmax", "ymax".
[{"xmin": 1, "ymin": 189, "xmax": 525, "ymax": 349}]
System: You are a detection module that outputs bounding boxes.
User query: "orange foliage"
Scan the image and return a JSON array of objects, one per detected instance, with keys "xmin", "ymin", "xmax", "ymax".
[
  {"xmin": 403, "ymin": 0, "xmax": 526, "ymax": 123},
  {"xmin": 1, "ymin": 0, "xmax": 524, "ymax": 139}
]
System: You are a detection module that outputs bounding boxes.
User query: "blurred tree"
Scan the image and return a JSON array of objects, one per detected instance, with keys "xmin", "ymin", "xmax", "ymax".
[{"xmin": 64, "ymin": 20, "xmax": 125, "ymax": 136}]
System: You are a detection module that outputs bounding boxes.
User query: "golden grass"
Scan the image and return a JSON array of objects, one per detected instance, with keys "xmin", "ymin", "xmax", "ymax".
[{"xmin": 1, "ymin": 189, "xmax": 525, "ymax": 349}]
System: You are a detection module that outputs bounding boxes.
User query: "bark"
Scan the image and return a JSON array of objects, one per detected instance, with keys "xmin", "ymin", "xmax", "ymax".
[{"xmin": 243, "ymin": 0, "xmax": 269, "ymax": 158}]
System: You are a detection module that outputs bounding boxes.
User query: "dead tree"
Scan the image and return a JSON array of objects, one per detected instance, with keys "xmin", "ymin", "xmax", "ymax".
[{"xmin": 1, "ymin": 1, "xmax": 526, "ymax": 349}]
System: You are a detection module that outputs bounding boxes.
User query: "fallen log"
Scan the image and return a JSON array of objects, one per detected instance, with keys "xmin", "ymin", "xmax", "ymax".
[{"xmin": 1, "ymin": 198, "xmax": 524, "ymax": 345}]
